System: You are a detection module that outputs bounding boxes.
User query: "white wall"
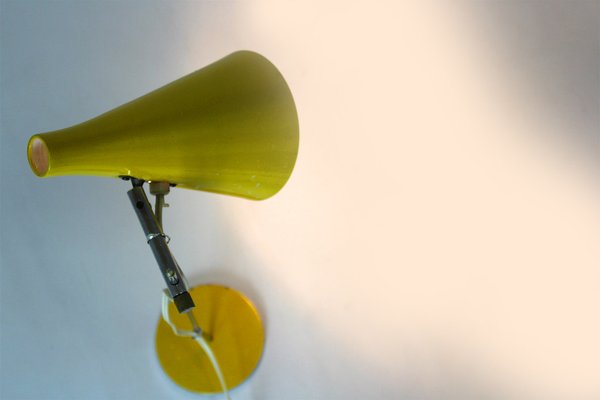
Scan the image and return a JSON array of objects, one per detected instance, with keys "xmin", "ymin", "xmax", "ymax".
[{"xmin": 1, "ymin": 1, "xmax": 598, "ymax": 399}]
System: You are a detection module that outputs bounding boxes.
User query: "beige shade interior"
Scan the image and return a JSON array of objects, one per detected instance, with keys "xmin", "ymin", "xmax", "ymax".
[{"xmin": 28, "ymin": 137, "xmax": 49, "ymax": 176}]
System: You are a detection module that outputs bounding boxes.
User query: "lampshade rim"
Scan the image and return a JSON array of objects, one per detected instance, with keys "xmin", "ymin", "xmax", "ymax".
[{"xmin": 27, "ymin": 135, "xmax": 50, "ymax": 177}]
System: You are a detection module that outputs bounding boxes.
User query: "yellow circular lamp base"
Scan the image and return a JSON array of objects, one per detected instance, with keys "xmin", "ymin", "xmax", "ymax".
[{"xmin": 155, "ymin": 285, "xmax": 265, "ymax": 394}]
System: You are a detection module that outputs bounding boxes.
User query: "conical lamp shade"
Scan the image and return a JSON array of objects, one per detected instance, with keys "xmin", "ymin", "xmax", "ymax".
[{"xmin": 27, "ymin": 51, "xmax": 299, "ymax": 200}]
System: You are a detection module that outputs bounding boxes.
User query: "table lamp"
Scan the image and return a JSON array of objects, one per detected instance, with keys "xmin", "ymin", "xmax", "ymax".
[{"xmin": 26, "ymin": 51, "xmax": 299, "ymax": 395}]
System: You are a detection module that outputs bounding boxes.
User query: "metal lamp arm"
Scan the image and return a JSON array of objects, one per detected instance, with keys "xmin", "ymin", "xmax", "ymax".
[{"xmin": 127, "ymin": 180, "xmax": 194, "ymax": 313}]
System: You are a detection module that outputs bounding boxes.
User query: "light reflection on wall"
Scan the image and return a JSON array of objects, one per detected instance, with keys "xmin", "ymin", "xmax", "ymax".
[{"xmin": 215, "ymin": 2, "xmax": 600, "ymax": 398}]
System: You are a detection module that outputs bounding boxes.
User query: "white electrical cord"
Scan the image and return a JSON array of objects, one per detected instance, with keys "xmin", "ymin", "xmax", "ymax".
[{"xmin": 161, "ymin": 291, "xmax": 231, "ymax": 400}]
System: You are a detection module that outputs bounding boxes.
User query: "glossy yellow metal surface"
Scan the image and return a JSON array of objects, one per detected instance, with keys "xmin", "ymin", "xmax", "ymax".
[
  {"xmin": 27, "ymin": 51, "xmax": 299, "ymax": 200},
  {"xmin": 155, "ymin": 285, "xmax": 265, "ymax": 394}
]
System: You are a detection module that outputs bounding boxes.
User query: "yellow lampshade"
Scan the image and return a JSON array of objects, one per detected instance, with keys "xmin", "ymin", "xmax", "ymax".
[{"xmin": 27, "ymin": 51, "xmax": 299, "ymax": 200}]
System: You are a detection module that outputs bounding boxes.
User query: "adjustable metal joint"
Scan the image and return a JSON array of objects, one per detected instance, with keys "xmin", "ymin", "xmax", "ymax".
[
  {"xmin": 128, "ymin": 184, "xmax": 195, "ymax": 313},
  {"xmin": 147, "ymin": 233, "xmax": 170, "ymax": 244}
]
